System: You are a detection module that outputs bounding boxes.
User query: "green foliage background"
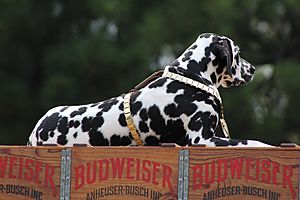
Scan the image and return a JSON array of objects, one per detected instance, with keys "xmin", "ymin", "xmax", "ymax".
[{"xmin": 0, "ymin": 0, "xmax": 299, "ymax": 145}]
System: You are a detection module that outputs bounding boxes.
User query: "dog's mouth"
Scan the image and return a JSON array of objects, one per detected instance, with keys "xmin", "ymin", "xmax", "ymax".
[
  {"xmin": 224, "ymin": 75, "xmax": 252, "ymax": 87},
  {"xmin": 225, "ymin": 79, "xmax": 245, "ymax": 87},
  {"xmin": 233, "ymin": 79, "xmax": 246, "ymax": 85}
]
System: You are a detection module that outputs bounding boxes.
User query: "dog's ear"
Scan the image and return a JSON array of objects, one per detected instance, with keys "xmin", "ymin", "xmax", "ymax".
[{"xmin": 211, "ymin": 39, "xmax": 233, "ymax": 76}]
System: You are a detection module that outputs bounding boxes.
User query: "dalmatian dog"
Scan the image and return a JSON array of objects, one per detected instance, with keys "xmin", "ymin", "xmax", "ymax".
[{"xmin": 28, "ymin": 33, "xmax": 272, "ymax": 147}]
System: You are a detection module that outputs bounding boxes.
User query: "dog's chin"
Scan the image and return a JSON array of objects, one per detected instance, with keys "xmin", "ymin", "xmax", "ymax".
[
  {"xmin": 221, "ymin": 81, "xmax": 234, "ymax": 88},
  {"xmin": 221, "ymin": 79, "xmax": 248, "ymax": 88}
]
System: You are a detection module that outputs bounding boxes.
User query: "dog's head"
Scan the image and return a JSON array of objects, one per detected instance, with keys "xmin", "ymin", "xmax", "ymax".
[{"xmin": 197, "ymin": 33, "xmax": 255, "ymax": 88}]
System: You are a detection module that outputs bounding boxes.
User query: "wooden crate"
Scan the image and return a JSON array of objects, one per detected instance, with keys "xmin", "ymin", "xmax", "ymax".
[
  {"xmin": 0, "ymin": 145, "xmax": 299, "ymax": 200},
  {"xmin": 70, "ymin": 147, "xmax": 179, "ymax": 200},
  {"xmin": 189, "ymin": 147, "xmax": 300, "ymax": 200},
  {"xmin": 0, "ymin": 146, "xmax": 63, "ymax": 200}
]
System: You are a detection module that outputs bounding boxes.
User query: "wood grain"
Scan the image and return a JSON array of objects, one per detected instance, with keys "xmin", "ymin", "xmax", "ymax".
[
  {"xmin": 70, "ymin": 147, "xmax": 179, "ymax": 200},
  {"xmin": 188, "ymin": 147, "xmax": 300, "ymax": 200},
  {"xmin": 0, "ymin": 146, "xmax": 63, "ymax": 200},
  {"xmin": 0, "ymin": 146, "xmax": 299, "ymax": 200}
]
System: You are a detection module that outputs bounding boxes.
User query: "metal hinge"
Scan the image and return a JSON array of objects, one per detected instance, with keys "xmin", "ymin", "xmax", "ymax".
[
  {"xmin": 60, "ymin": 149, "xmax": 72, "ymax": 200},
  {"xmin": 178, "ymin": 149, "xmax": 189, "ymax": 200}
]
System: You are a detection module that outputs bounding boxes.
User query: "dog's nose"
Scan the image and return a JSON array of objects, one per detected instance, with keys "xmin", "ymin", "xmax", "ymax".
[{"xmin": 244, "ymin": 74, "xmax": 252, "ymax": 82}]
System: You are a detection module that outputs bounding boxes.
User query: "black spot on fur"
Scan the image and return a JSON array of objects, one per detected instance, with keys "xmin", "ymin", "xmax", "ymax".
[
  {"xmin": 50, "ymin": 132, "xmax": 54, "ymax": 137},
  {"xmin": 204, "ymin": 98, "xmax": 220, "ymax": 113},
  {"xmin": 170, "ymin": 60, "xmax": 180, "ymax": 67},
  {"xmin": 210, "ymin": 137, "xmax": 229, "ymax": 146},
  {"xmin": 148, "ymin": 105, "xmax": 166, "ymax": 135},
  {"xmin": 73, "ymin": 132, "xmax": 78, "ymax": 138},
  {"xmin": 120, "ymin": 136, "xmax": 132, "ymax": 145},
  {"xmin": 212, "ymin": 58, "xmax": 218, "ymax": 66},
  {"xmin": 70, "ymin": 107, "xmax": 87, "ymax": 118},
  {"xmin": 131, "ymin": 91, "xmax": 141, "ymax": 103},
  {"xmin": 164, "ymin": 102, "xmax": 197, "ymax": 118},
  {"xmin": 96, "ymin": 111, "xmax": 103, "ymax": 117},
  {"xmin": 194, "ymin": 137, "xmax": 200, "ymax": 144},
  {"xmin": 216, "ymin": 65, "xmax": 224, "ymax": 74},
  {"xmin": 60, "ymin": 106, "xmax": 69, "ymax": 112},
  {"xmin": 139, "ymin": 108, "xmax": 148, "ymax": 121},
  {"xmin": 188, "ymin": 138, "xmax": 192, "ymax": 146},
  {"xmin": 203, "ymin": 114, "xmax": 218, "ymax": 136},
  {"xmin": 169, "ymin": 66, "xmax": 184, "ymax": 74},
  {"xmin": 166, "ymin": 81, "xmax": 190, "ymax": 94},
  {"xmin": 211, "ymin": 52, "xmax": 226, "ymax": 70},
  {"xmin": 159, "ymin": 119, "xmax": 188, "ymax": 146},
  {"xmin": 182, "ymin": 51, "xmax": 193, "ymax": 62},
  {"xmin": 58, "ymin": 117, "xmax": 68, "ymax": 135},
  {"xmin": 187, "ymin": 57, "xmax": 211, "ymax": 74},
  {"xmin": 69, "ymin": 120, "xmax": 74, "ymax": 128},
  {"xmin": 139, "ymin": 121, "xmax": 149, "ymax": 133},
  {"xmin": 36, "ymin": 141, "xmax": 43, "ymax": 146},
  {"xmin": 56, "ymin": 117, "xmax": 69, "ymax": 145},
  {"xmin": 250, "ymin": 66, "xmax": 255, "ymax": 74},
  {"xmin": 189, "ymin": 44, "xmax": 197, "ymax": 50},
  {"xmin": 98, "ymin": 98, "xmax": 119, "ymax": 112},
  {"xmin": 82, "ymin": 117, "xmax": 92, "ymax": 132},
  {"xmin": 164, "ymin": 104, "xmax": 177, "ymax": 117},
  {"xmin": 218, "ymin": 76, "xmax": 222, "ymax": 83},
  {"xmin": 204, "ymin": 46, "xmax": 212, "ymax": 57},
  {"xmin": 188, "ymin": 111, "xmax": 216, "ymax": 139},
  {"xmin": 118, "ymin": 114, "xmax": 127, "ymax": 127},
  {"xmin": 231, "ymin": 67, "xmax": 236, "ymax": 75},
  {"xmin": 74, "ymin": 121, "xmax": 80, "ymax": 128},
  {"xmin": 37, "ymin": 112, "xmax": 60, "ymax": 141},
  {"xmin": 110, "ymin": 135, "xmax": 132, "ymax": 146},
  {"xmin": 210, "ymin": 73, "xmax": 216, "ymax": 83},
  {"xmin": 81, "ymin": 116, "xmax": 104, "ymax": 132},
  {"xmin": 119, "ymin": 102, "xmax": 124, "ymax": 111},
  {"xmin": 241, "ymin": 67, "xmax": 245, "ymax": 74},
  {"xmin": 92, "ymin": 116, "xmax": 104, "ymax": 129},
  {"xmin": 188, "ymin": 112, "xmax": 203, "ymax": 132},
  {"xmin": 234, "ymin": 139, "xmax": 247, "ymax": 146},
  {"xmin": 174, "ymin": 88, "xmax": 210, "ymax": 104},
  {"xmin": 90, "ymin": 103, "xmax": 100, "ymax": 107},
  {"xmin": 145, "ymin": 136, "xmax": 160, "ymax": 146},
  {"xmin": 148, "ymin": 78, "xmax": 167, "ymax": 89},
  {"xmin": 203, "ymin": 78, "xmax": 213, "ymax": 85},
  {"xmin": 57, "ymin": 135, "xmax": 67, "ymax": 145},
  {"xmin": 131, "ymin": 101, "xmax": 142, "ymax": 116},
  {"xmin": 210, "ymin": 137, "xmax": 248, "ymax": 146},
  {"xmin": 88, "ymin": 130, "xmax": 109, "ymax": 146},
  {"xmin": 200, "ymin": 33, "xmax": 213, "ymax": 38}
]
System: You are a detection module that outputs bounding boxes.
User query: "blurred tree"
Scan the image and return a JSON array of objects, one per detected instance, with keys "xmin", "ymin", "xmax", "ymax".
[{"xmin": 0, "ymin": 0, "xmax": 299, "ymax": 145}]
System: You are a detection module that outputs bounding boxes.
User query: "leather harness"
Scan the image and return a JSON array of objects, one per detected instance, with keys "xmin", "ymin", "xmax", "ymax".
[{"xmin": 124, "ymin": 69, "xmax": 230, "ymax": 145}]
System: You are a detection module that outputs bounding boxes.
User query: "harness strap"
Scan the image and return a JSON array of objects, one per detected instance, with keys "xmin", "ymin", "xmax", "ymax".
[
  {"xmin": 123, "ymin": 92, "xmax": 144, "ymax": 145},
  {"xmin": 162, "ymin": 70, "xmax": 231, "ymax": 139},
  {"xmin": 124, "ymin": 69, "xmax": 231, "ymax": 146},
  {"xmin": 124, "ymin": 71, "xmax": 164, "ymax": 146},
  {"xmin": 130, "ymin": 70, "xmax": 164, "ymax": 92}
]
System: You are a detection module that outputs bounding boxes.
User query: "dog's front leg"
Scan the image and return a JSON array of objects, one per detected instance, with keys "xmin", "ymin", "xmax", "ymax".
[{"xmin": 193, "ymin": 136, "xmax": 273, "ymax": 147}]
